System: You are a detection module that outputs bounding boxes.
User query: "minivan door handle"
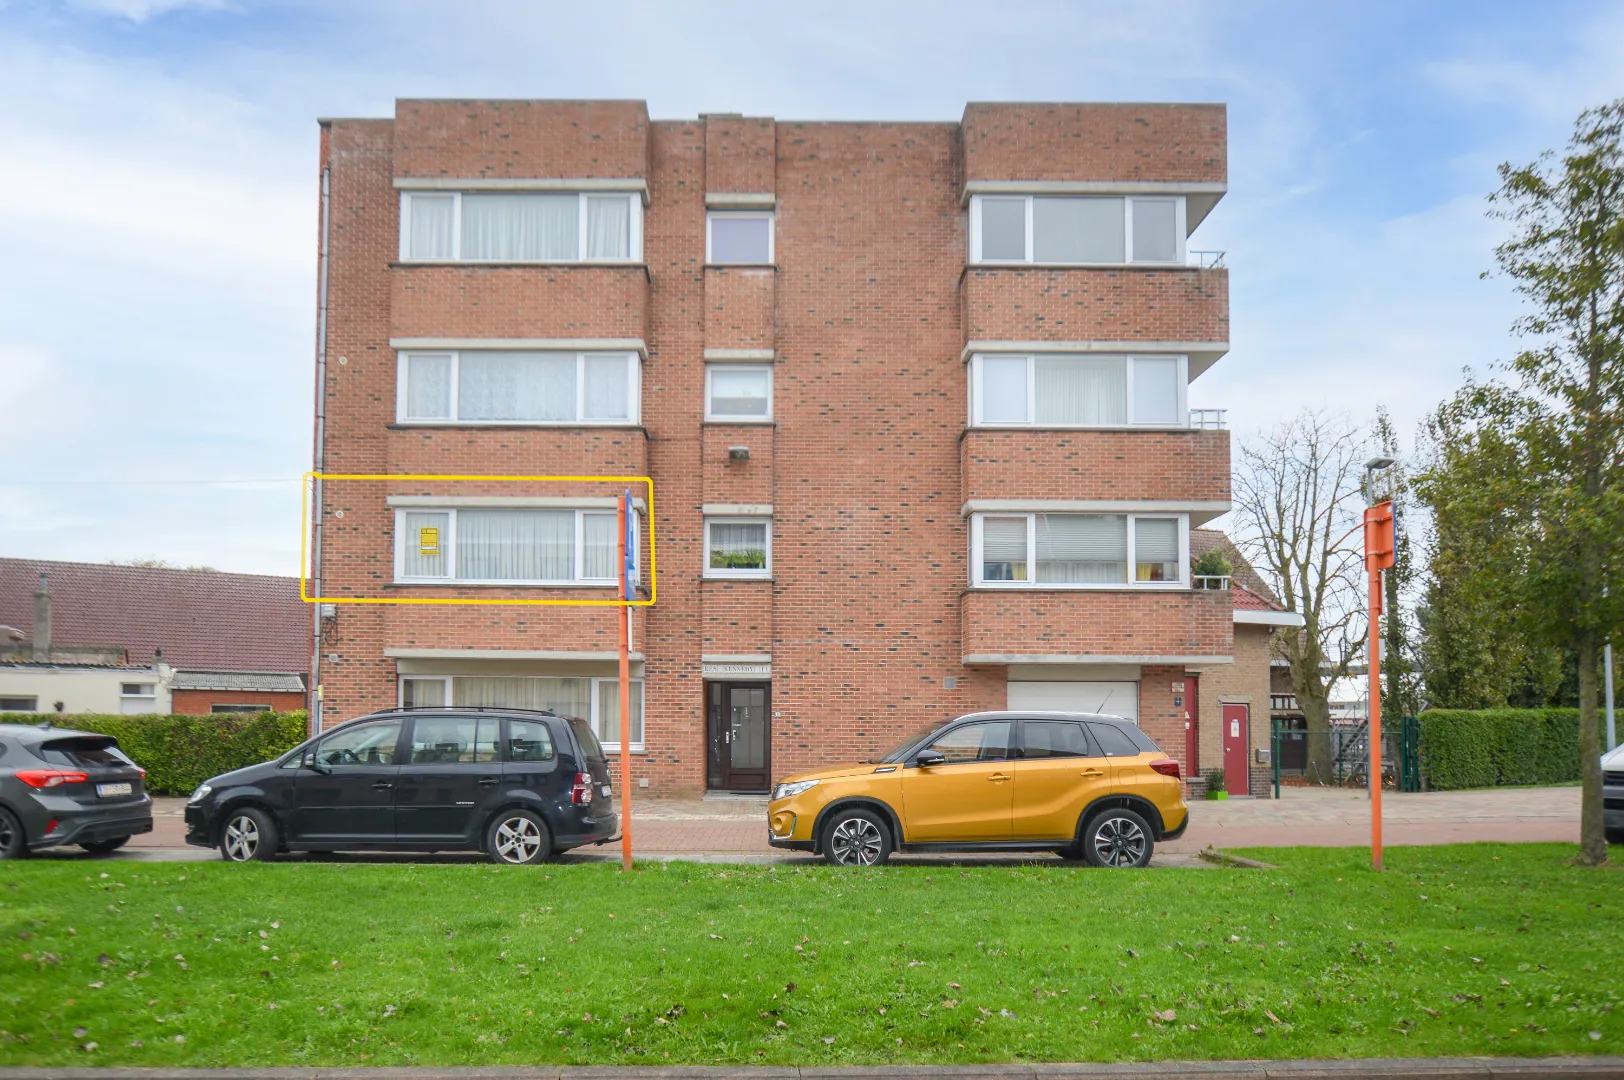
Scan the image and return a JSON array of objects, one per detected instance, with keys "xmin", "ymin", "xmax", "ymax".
[
  {"xmin": 478, "ymin": 777, "xmax": 500, "ymax": 786},
  {"xmin": 372, "ymin": 780, "xmax": 394, "ymax": 790}
]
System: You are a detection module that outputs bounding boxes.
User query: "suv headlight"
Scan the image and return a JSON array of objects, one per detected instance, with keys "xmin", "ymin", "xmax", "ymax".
[
  {"xmin": 772, "ymin": 779, "xmax": 819, "ymax": 801},
  {"xmin": 188, "ymin": 784, "xmax": 213, "ymax": 804}
]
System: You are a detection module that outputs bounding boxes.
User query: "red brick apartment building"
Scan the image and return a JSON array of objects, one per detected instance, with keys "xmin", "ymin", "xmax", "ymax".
[{"xmin": 309, "ymin": 99, "xmax": 1267, "ymax": 794}]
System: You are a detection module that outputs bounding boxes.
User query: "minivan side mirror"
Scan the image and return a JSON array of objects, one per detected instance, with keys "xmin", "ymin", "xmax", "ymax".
[
  {"xmin": 303, "ymin": 751, "xmax": 329, "ymax": 774},
  {"xmin": 915, "ymin": 748, "xmax": 945, "ymax": 768}
]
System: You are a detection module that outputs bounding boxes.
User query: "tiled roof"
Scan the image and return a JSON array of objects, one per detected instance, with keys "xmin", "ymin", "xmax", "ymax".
[
  {"xmin": 170, "ymin": 671, "xmax": 307, "ymax": 692},
  {"xmin": 1231, "ymin": 583, "xmax": 1278, "ymax": 612},
  {"xmin": 0, "ymin": 558, "xmax": 307, "ymax": 674},
  {"xmin": 1189, "ymin": 529, "xmax": 1284, "ymax": 608}
]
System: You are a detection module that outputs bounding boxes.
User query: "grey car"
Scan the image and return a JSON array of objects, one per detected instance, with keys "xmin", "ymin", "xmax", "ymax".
[
  {"xmin": 0, "ymin": 723, "xmax": 154, "ymax": 858},
  {"xmin": 1604, "ymin": 743, "xmax": 1624, "ymax": 845}
]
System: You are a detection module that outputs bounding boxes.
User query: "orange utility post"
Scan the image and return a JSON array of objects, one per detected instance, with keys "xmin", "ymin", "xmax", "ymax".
[
  {"xmin": 1363, "ymin": 500, "xmax": 1395, "ymax": 872},
  {"xmin": 617, "ymin": 490, "xmax": 634, "ymax": 872}
]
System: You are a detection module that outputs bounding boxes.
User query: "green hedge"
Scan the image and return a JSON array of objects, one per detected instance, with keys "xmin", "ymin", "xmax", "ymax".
[
  {"xmin": 0, "ymin": 711, "xmax": 308, "ymax": 796},
  {"xmin": 1417, "ymin": 708, "xmax": 1581, "ymax": 790}
]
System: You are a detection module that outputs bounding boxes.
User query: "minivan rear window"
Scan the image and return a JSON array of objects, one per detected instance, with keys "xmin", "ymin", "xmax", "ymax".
[
  {"xmin": 36, "ymin": 737, "xmax": 135, "ymax": 769},
  {"xmin": 567, "ymin": 717, "xmax": 608, "ymax": 763}
]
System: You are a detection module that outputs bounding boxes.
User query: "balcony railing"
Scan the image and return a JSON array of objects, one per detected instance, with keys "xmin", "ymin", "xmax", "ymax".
[
  {"xmin": 1188, "ymin": 250, "xmax": 1226, "ymax": 269},
  {"xmin": 1193, "ymin": 575, "xmax": 1231, "ymax": 591},
  {"xmin": 1189, "ymin": 408, "xmax": 1228, "ymax": 430}
]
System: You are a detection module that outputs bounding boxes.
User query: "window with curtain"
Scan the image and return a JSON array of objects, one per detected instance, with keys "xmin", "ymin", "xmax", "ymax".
[
  {"xmin": 397, "ymin": 351, "xmax": 637, "ymax": 425},
  {"xmin": 595, "ymin": 678, "xmax": 644, "ymax": 747},
  {"xmin": 706, "ymin": 365, "xmax": 772, "ymax": 419},
  {"xmin": 972, "ymin": 194, "xmax": 1183, "ymax": 264},
  {"xmin": 973, "ymin": 354, "xmax": 1183, "ymax": 427},
  {"xmin": 706, "ymin": 519, "xmax": 769, "ymax": 577},
  {"xmin": 402, "ymin": 191, "xmax": 639, "ymax": 261},
  {"xmin": 397, "ymin": 507, "xmax": 639, "ymax": 585},
  {"xmin": 974, "ymin": 513, "xmax": 1184, "ymax": 587},
  {"xmin": 401, "ymin": 678, "xmax": 447, "ymax": 708}
]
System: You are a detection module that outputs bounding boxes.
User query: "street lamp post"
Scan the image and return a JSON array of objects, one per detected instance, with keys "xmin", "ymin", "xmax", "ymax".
[{"xmin": 1363, "ymin": 457, "xmax": 1396, "ymax": 872}]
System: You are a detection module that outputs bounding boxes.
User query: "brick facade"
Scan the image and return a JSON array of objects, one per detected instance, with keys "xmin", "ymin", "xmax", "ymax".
[
  {"xmin": 312, "ymin": 100, "xmax": 1239, "ymax": 793},
  {"xmin": 170, "ymin": 689, "xmax": 307, "ymax": 716}
]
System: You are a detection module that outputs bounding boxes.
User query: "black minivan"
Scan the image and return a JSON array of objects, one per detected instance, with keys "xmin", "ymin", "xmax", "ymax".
[{"xmin": 184, "ymin": 708, "xmax": 618, "ymax": 864}]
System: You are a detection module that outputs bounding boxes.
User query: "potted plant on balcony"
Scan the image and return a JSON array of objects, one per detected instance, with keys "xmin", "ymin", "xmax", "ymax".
[{"xmin": 1205, "ymin": 768, "xmax": 1228, "ymax": 800}]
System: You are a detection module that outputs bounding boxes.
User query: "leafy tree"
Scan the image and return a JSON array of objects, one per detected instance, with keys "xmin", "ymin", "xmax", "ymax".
[
  {"xmin": 1417, "ymin": 100, "xmax": 1624, "ymax": 865},
  {"xmin": 1192, "ymin": 549, "xmax": 1233, "ymax": 578}
]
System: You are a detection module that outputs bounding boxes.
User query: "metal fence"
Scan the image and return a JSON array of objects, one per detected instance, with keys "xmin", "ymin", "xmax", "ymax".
[{"xmin": 1270, "ymin": 715, "xmax": 1420, "ymax": 798}]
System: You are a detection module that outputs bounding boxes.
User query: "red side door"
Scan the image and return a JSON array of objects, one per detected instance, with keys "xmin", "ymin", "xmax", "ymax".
[{"xmin": 1221, "ymin": 703, "xmax": 1250, "ymax": 797}]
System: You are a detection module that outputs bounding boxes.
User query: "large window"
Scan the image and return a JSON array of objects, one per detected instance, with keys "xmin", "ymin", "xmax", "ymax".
[
  {"xmin": 707, "ymin": 212, "xmax": 774, "ymax": 264},
  {"xmin": 399, "ymin": 191, "xmax": 641, "ymax": 262},
  {"xmin": 397, "ymin": 350, "xmax": 638, "ymax": 426},
  {"xmin": 969, "ymin": 194, "xmax": 1184, "ymax": 265},
  {"xmin": 394, "ymin": 506, "xmax": 640, "ymax": 586},
  {"xmin": 971, "ymin": 513, "xmax": 1186, "ymax": 588},
  {"xmin": 398, "ymin": 676, "xmax": 644, "ymax": 752},
  {"xmin": 970, "ymin": 354, "xmax": 1186, "ymax": 427},
  {"xmin": 705, "ymin": 364, "xmax": 772, "ymax": 421},
  {"xmin": 705, "ymin": 517, "xmax": 771, "ymax": 579}
]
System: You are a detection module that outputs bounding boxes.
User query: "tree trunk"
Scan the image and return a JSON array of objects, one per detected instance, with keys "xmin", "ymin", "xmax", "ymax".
[
  {"xmin": 1577, "ymin": 628, "xmax": 1608, "ymax": 866},
  {"xmin": 1299, "ymin": 690, "xmax": 1336, "ymax": 786}
]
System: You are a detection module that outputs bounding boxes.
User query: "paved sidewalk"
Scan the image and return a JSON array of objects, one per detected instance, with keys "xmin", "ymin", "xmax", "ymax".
[
  {"xmin": 2, "ymin": 1054, "xmax": 1622, "ymax": 1078},
  {"xmin": 108, "ymin": 785, "xmax": 1579, "ymax": 865}
]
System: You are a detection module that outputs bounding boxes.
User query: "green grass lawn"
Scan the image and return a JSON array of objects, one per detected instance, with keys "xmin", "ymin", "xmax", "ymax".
[{"xmin": 1, "ymin": 844, "xmax": 1619, "ymax": 1068}]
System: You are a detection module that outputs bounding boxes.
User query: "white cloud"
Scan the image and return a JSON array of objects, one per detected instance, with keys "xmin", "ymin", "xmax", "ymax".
[{"xmin": 64, "ymin": 0, "xmax": 229, "ymax": 22}]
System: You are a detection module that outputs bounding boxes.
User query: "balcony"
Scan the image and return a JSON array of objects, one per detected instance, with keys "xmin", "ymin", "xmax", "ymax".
[
  {"xmin": 961, "ymin": 587, "xmax": 1232, "ymax": 664},
  {"xmin": 961, "ymin": 427, "xmax": 1230, "ymax": 505}
]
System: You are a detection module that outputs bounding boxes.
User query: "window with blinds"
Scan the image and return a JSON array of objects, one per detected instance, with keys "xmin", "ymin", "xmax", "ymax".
[{"xmin": 972, "ymin": 513, "xmax": 1185, "ymax": 587}]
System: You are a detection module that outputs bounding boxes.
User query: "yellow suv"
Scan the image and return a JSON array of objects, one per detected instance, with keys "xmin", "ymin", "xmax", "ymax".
[{"xmin": 767, "ymin": 711, "xmax": 1187, "ymax": 867}]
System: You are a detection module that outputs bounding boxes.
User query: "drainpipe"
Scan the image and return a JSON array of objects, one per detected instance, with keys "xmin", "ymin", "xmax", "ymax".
[
  {"xmin": 309, "ymin": 154, "xmax": 332, "ymax": 739},
  {"xmin": 32, "ymin": 573, "xmax": 51, "ymax": 662}
]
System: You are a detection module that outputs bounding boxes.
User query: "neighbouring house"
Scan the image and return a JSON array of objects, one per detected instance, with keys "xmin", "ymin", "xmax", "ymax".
[
  {"xmin": 311, "ymin": 98, "xmax": 1270, "ymax": 794},
  {"xmin": 0, "ymin": 559, "xmax": 308, "ymax": 717}
]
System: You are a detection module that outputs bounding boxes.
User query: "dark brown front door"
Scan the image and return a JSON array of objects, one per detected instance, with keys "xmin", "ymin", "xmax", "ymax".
[{"xmin": 706, "ymin": 682, "xmax": 771, "ymax": 791}]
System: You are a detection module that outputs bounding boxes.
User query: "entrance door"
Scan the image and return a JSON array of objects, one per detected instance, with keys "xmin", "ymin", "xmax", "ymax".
[
  {"xmin": 706, "ymin": 682, "xmax": 771, "ymax": 791},
  {"xmin": 1221, "ymin": 703, "xmax": 1250, "ymax": 798}
]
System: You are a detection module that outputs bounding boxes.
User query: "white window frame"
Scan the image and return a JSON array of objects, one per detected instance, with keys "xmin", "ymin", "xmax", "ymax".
[
  {"xmin": 968, "ymin": 512, "xmax": 1189, "ymax": 589},
  {"xmin": 705, "ymin": 211, "xmax": 775, "ymax": 265},
  {"xmin": 394, "ymin": 675, "xmax": 646, "ymax": 753},
  {"xmin": 397, "ymin": 191, "xmax": 643, "ymax": 263},
  {"xmin": 393, "ymin": 506, "xmax": 642, "ymax": 587},
  {"xmin": 968, "ymin": 194, "xmax": 1187, "ymax": 266},
  {"xmin": 395, "ymin": 350, "xmax": 640, "ymax": 426},
  {"xmin": 968, "ymin": 353, "xmax": 1189, "ymax": 428},
  {"xmin": 704, "ymin": 363, "xmax": 774, "ymax": 422},
  {"xmin": 703, "ymin": 516, "xmax": 772, "ymax": 580},
  {"xmin": 120, "ymin": 682, "xmax": 156, "ymax": 699}
]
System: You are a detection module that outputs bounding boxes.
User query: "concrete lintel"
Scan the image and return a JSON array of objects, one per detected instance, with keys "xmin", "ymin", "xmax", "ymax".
[
  {"xmin": 394, "ymin": 176, "xmax": 651, "ymax": 206},
  {"xmin": 706, "ymin": 192, "xmax": 776, "ymax": 210},
  {"xmin": 704, "ymin": 348, "xmax": 776, "ymax": 362},
  {"xmin": 387, "ymin": 496, "xmax": 648, "ymax": 510},
  {"xmin": 384, "ymin": 649, "xmax": 644, "ymax": 662},
  {"xmin": 1234, "ymin": 610, "xmax": 1306, "ymax": 627},
  {"xmin": 962, "ymin": 500, "xmax": 1230, "ymax": 526},
  {"xmin": 389, "ymin": 337, "xmax": 649, "ymax": 359},
  {"xmin": 701, "ymin": 654, "xmax": 772, "ymax": 664},
  {"xmin": 702, "ymin": 504, "xmax": 773, "ymax": 517},
  {"xmin": 961, "ymin": 340, "xmax": 1230, "ymax": 379}
]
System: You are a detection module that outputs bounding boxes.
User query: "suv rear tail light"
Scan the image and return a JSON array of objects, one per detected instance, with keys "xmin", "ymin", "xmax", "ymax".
[
  {"xmin": 16, "ymin": 769, "xmax": 90, "ymax": 789},
  {"xmin": 1149, "ymin": 759, "xmax": 1181, "ymax": 779},
  {"xmin": 570, "ymin": 772, "xmax": 594, "ymax": 805}
]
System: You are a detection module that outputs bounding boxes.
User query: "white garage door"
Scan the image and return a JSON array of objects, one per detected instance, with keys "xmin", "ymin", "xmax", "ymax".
[{"xmin": 1006, "ymin": 681, "xmax": 1138, "ymax": 723}]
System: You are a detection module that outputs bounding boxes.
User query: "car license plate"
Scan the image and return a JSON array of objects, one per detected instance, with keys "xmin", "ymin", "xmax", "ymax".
[
  {"xmin": 600, "ymin": 784, "xmax": 613, "ymax": 798},
  {"xmin": 97, "ymin": 782, "xmax": 132, "ymax": 798}
]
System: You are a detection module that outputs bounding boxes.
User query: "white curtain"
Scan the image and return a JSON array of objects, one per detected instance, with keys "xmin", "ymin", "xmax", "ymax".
[
  {"xmin": 456, "ymin": 509, "xmax": 574, "ymax": 580},
  {"xmin": 582, "ymin": 354, "xmax": 630, "ymax": 420},
  {"xmin": 981, "ymin": 516, "xmax": 1028, "ymax": 581},
  {"xmin": 1037, "ymin": 514, "xmax": 1126, "ymax": 583},
  {"xmin": 405, "ymin": 353, "xmax": 453, "ymax": 419},
  {"xmin": 1035, "ymin": 357, "xmax": 1126, "ymax": 425},
  {"xmin": 979, "ymin": 356, "xmax": 1029, "ymax": 423},
  {"xmin": 408, "ymin": 194, "xmax": 455, "ymax": 259},
  {"xmin": 459, "ymin": 352, "xmax": 575, "ymax": 421},
  {"xmin": 582, "ymin": 512, "xmax": 618, "ymax": 580},
  {"xmin": 402, "ymin": 512, "xmax": 449, "ymax": 577},
  {"xmin": 596, "ymin": 679, "xmax": 644, "ymax": 744},
  {"xmin": 1131, "ymin": 199, "xmax": 1178, "ymax": 262},
  {"xmin": 1033, "ymin": 197, "xmax": 1124, "ymax": 263},
  {"xmin": 708, "ymin": 367, "xmax": 770, "ymax": 417},
  {"xmin": 401, "ymin": 678, "xmax": 446, "ymax": 708},
  {"xmin": 1131, "ymin": 357, "xmax": 1180, "ymax": 424},
  {"xmin": 461, "ymin": 194, "xmax": 577, "ymax": 260},
  {"xmin": 586, "ymin": 196, "xmax": 630, "ymax": 259},
  {"xmin": 709, "ymin": 521, "xmax": 767, "ymax": 570},
  {"xmin": 1134, "ymin": 517, "xmax": 1180, "ymax": 581},
  {"xmin": 455, "ymin": 676, "xmax": 591, "ymax": 719}
]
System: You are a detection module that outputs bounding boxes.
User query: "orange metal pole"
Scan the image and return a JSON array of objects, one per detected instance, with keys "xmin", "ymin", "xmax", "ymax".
[
  {"xmin": 618, "ymin": 492, "xmax": 633, "ymax": 873},
  {"xmin": 1368, "ymin": 552, "xmax": 1384, "ymax": 872}
]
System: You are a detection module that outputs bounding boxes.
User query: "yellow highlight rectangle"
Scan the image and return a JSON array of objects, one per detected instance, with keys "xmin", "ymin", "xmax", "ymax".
[{"xmin": 299, "ymin": 472, "xmax": 655, "ymax": 607}]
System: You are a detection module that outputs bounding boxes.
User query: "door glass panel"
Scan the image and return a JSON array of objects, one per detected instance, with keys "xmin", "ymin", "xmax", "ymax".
[
  {"xmin": 928, "ymin": 721, "xmax": 1012, "ymax": 763},
  {"xmin": 1020, "ymin": 720, "xmax": 1091, "ymax": 759},
  {"xmin": 1088, "ymin": 723, "xmax": 1141, "ymax": 757},
  {"xmin": 505, "ymin": 720, "xmax": 556, "ymax": 762},
  {"xmin": 313, "ymin": 721, "xmax": 401, "ymax": 767},
  {"xmin": 729, "ymin": 687, "xmax": 766, "ymax": 769}
]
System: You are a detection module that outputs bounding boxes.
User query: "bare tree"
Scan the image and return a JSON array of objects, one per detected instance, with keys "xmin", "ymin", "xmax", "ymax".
[{"xmin": 1234, "ymin": 409, "xmax": 1370, "ymax": 782}]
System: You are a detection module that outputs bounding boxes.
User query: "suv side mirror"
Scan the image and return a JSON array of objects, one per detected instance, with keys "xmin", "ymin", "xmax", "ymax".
[{"xmin": 915, "ymin": 749, "xmax": 945, "ymax": 768}]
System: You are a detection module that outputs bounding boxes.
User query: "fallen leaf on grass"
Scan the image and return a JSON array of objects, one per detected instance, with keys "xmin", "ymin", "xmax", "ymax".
[
  {"xmin": 1266, "ymin": 1010, "xmax": 1283, "ymax": 1024},
  {"xmin": 1151, "ymin": 1009, "xmax": 1176, "ymax": 1022}
]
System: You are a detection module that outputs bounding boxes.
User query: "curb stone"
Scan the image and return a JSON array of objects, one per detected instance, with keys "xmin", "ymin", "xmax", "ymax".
[
  {"xmin": 1, "ymin": 1057, "xmax": 1622, "ymax": 1079},
  {"xmin": 1194, "ymin": 848, "xmax": 1274, "ymax": 869}
]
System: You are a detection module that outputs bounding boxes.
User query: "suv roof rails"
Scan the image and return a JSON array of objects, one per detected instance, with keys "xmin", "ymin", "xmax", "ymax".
[{"xmin": 353, "ymin": 705, "xmax": 568, "ymax": 719}]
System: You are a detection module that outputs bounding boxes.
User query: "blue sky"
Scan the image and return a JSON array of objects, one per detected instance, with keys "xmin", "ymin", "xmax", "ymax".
[{"xmin": 1, "ymin": 0, "xmax": 1621, "ymax": 575}]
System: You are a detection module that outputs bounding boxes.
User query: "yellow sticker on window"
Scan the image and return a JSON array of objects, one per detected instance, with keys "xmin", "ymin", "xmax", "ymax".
[{"xmin": 418, "ymin": 527, "xmax": 440, "ymax": 557}]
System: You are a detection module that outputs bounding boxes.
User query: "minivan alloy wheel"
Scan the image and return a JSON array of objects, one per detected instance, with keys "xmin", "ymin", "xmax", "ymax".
[
  {"xmin": 828, "ymin": 816, "xmax": 884, "ymax": 866},
  {"xmin": 1090, "ymin": 814, "xmax": 1148, "ymax": 867},
  {"xmin": 493, "ymin": 815, "xmax": 543, "ymax": 864},
  {"xmin": 223, "ymin": 814, "xmax": 260, "ymax": 861}
]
